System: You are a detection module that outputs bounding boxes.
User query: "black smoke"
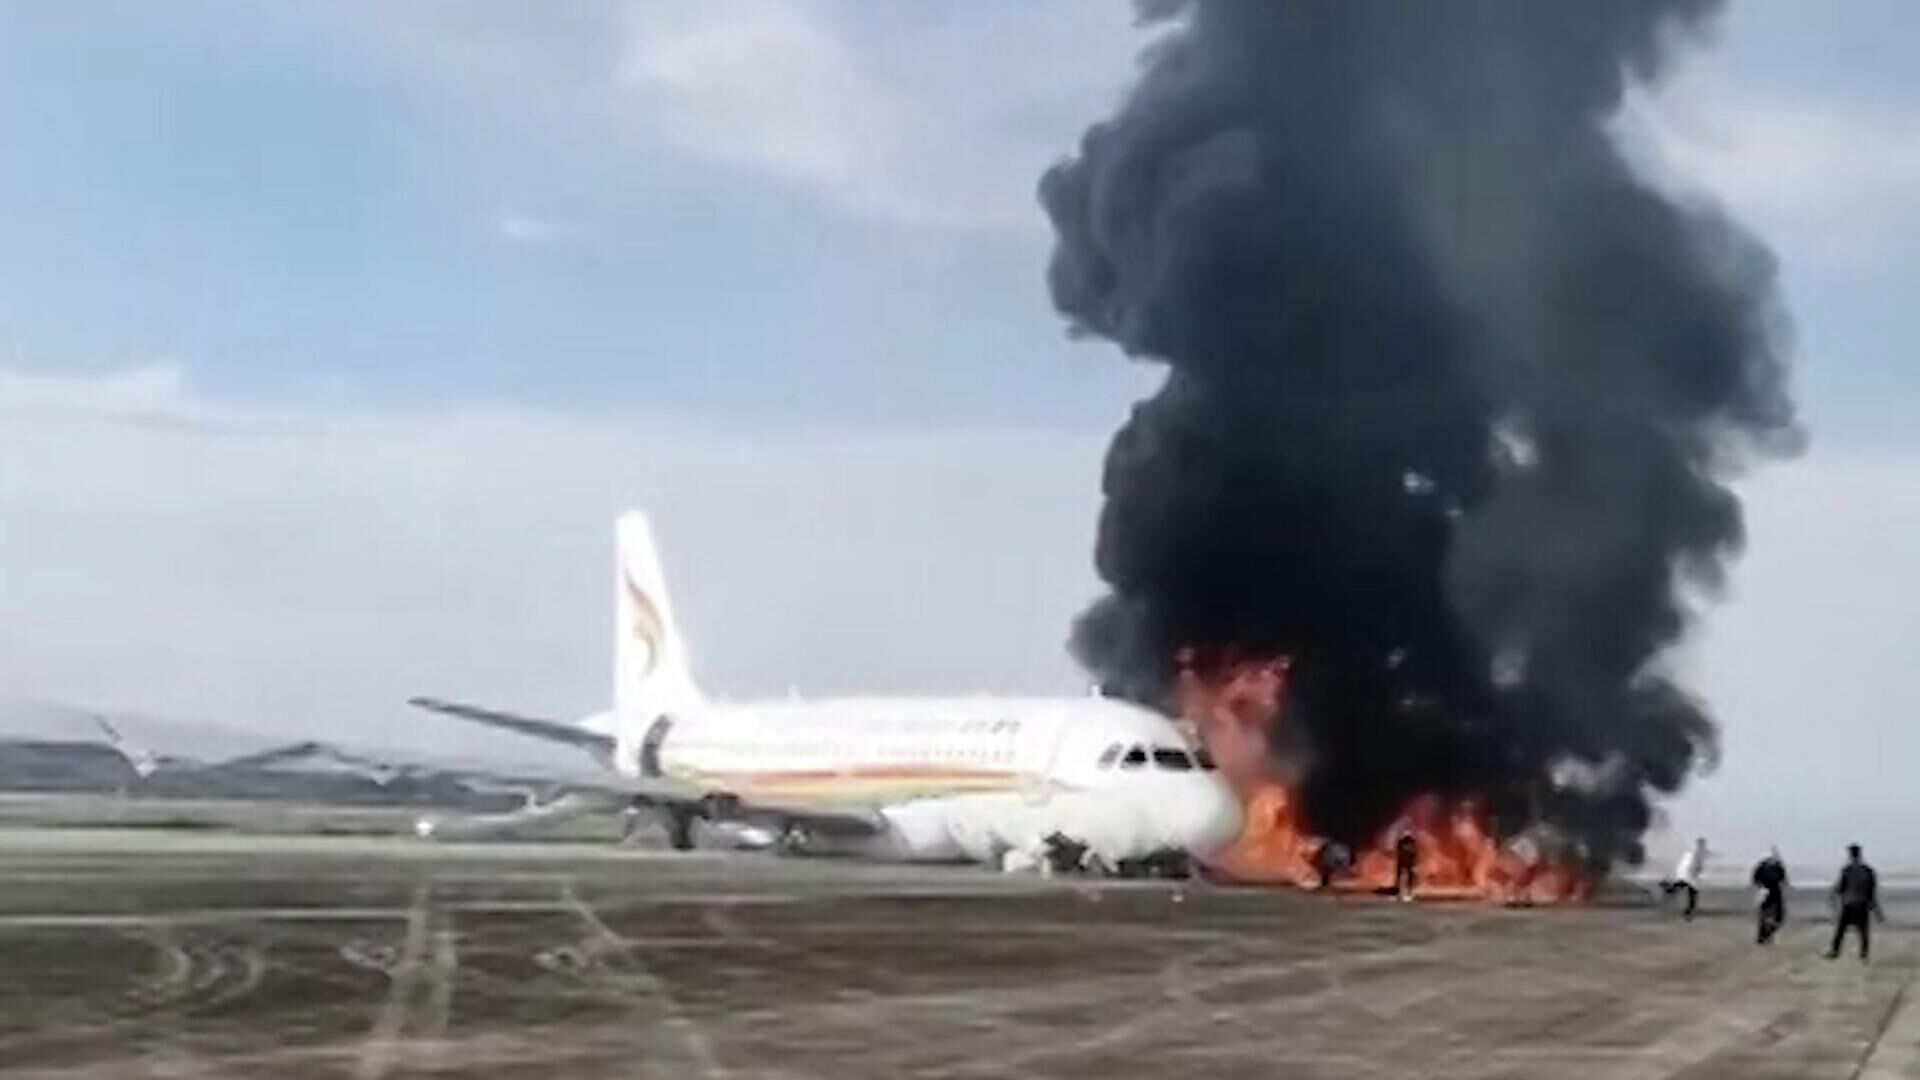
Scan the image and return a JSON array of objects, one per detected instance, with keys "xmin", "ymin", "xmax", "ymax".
[{"xmin": 1041, "ymin": 0, "xmax": 1798, "ymax": 869}]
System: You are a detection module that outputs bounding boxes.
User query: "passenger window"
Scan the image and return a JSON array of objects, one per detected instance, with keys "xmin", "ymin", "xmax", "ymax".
[
  {"xmin": 1096, "ymin": 743, "xmax": 1122, "ymax": 769},
  {"xmin": 1120, "ymin": 746, "xmax": 1148, "ymax": 770},
  {"xmin": 1152, "ymin": 748, "xmax": 1194, "ymax": 771}
]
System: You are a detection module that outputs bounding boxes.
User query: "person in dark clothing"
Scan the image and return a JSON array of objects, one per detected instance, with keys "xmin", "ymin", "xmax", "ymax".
[
  {"xmin": 1827, "ymin": 844, "xmax": 1883, "ymax": 961},
  {"xmin": 1751, "ymin": 848, "xmax": 1788, "ymax": 945},
  {"xmin": 1394, "ymin": 833, "xmax": 1419, "ymax": 903},
  {"xmin": 1313, "ymin": 839, "xmax": 1352, "ymax": 890}
]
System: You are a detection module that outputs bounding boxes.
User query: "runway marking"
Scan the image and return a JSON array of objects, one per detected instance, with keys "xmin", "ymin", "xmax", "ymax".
[
  {"xmin": 1855, "ymin": 951, "xmax": 1920, "ymax": 1080},
  {"xmin": 425, "ymin": 923, "xmax": 459, "ymax": 1043},
  {"xmin": 890, "ymin": 912, "xmax": 1802, "ymax": 1078},
  {"xmin": 933, "ymin": 921, "xmax": 1476, "ymax": 1075},
  {"xmin": 5, "ymin": 834, "xmax": 1916, "ymax": 1080},
  {"xmin": 559, "ymin": 881, "xmax": 730, "ymax": 1079},
  {"xmin": 351, "ymin": 884, "xmax": 458, "ymax": 1080},
  {"xmin": 1513, "ymin": 924, "xmax": 1908, "ymax": 1080},
  {"xmin": 0, "ymin": 908, "xmax": 405, "ymax": 928},
  {"xmin": 353, "ymin": 885, "xmax": 430, "ymax": 1080}
]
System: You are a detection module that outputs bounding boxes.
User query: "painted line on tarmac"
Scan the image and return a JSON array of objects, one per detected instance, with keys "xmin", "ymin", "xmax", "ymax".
[
  {"xmin": 1856, "ymin": 956, "xmax": 1920, "ymax": 1080},
  {"xmin": 355, "ymin": 883, "xmax": 460, "ymax": 1080},
  {"xmin": 0, "ymin": 908, "xmax": 408, "ymax": 928}
]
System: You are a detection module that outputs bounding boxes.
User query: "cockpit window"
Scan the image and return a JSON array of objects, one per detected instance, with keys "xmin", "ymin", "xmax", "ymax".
[
  {"xmin": 1120, "ymin": 745, "xmax": 1148, "ymax": 770},
  {"xmin": 1193, "ymin": 745, "xmax": 1217, "ymax": 771},
  {"xmin": 1152, "ymin": 747, "xmax": 1194, "ymax": 771},
  {"xmin": 1096, "ymin": 743, "xmax": 1123, "ymax": 769}
]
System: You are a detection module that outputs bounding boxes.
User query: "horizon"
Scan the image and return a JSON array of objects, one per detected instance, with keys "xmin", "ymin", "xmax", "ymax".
[{"xmin": 3, "ymin": 2, "xmax": 1918, "ymax": 869}]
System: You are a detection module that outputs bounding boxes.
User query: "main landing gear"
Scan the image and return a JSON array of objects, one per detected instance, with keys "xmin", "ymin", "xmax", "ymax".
[
  {"xmin": 1036, "ymin": 833, "xmax": 1194, "ymax": 880},
  {"xmin": 1115, "ymin": 850, "xmax": 1193, "ymax": 880},
  {"xmin": 656, "ymin": 805, "xmax": 695, "ymax": 851},
  {"xmin": 629, "ymin": 799, "xmax": 698, "ymax": 851}
]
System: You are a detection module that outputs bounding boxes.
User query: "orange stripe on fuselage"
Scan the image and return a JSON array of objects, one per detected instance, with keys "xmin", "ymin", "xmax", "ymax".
[
  {"xmin": 674, "ymin": 763, "xmax": 1027, "ymax": 803},
  {"xmin": 701, "ymin": 765, "xmax": 1015, "ymax": 783}
]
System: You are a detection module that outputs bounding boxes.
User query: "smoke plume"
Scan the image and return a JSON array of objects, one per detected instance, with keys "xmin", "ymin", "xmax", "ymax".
[{"xmin": 1041, "ymin": 0, "xmax": 1798, "ymax": 868}]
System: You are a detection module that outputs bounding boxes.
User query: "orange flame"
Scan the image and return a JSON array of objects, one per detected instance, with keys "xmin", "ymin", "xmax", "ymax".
[{"xmin": 1177, "ymin": 652, "xmax": 1592, "ymax": 904}]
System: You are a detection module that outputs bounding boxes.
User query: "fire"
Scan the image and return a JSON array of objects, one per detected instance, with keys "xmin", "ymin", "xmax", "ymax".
[{"xmin": 1176, "ymin": 652, "xmax": 1593, "ymax": 904}]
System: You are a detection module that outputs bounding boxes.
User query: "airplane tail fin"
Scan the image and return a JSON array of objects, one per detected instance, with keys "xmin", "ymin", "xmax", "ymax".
[{"xmin": 615, "ymin": 511, "xmax": 703, "ymax": 720}]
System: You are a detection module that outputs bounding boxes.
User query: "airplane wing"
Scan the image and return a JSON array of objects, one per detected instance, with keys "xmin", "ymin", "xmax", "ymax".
[
  {"xmin": 405, "ymin": 696, "xmax": 884, "ymax": 838},
  {"xmin": 406, "ymin": 697, "xmax": 614, "ymax": 754},
  {"xmin": 4, "ymin": 694, "xmax": 883, "ymax": 842}
]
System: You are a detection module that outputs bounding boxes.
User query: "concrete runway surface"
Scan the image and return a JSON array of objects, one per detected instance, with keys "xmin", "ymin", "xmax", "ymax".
[{"xmin": 0, "ymin": 828, "xmax": 1916, "ymax": 1079}]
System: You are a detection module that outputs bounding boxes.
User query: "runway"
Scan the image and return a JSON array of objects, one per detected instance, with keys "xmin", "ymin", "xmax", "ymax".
[{"xmin": 1, "ymin": 828, "xmax": 1917, "ymax": 1079}]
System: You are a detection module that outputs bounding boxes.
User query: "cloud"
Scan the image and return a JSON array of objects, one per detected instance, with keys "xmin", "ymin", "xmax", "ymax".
[
  {"xmin": 1620, "ymin": 80, "xmax": 1920, "ymax": 265},
  {"xmin": 618, "ymin": 4, "xmax": 900, "ymax": 215},
  {"xmin": 491, "ymin": 209, "xmax": 575, "ymax": 247},
  {"xmin": 311, "ymin": 1, "xmax": 1139, "ymax": 233},
  {"xmin": 0, "ymin": 363, "xmax": 194, "ymax": 417},
  {"xmin": 610, "ymin": 0, "xmax": 1132, "ymax": 232},
  {"xmin": 0, "ymin": 365, "xmax": 1107, "ymax": 760},
  {"xmin": 0, "ymin": 363, "xmax": 282, "ymax": 435}
]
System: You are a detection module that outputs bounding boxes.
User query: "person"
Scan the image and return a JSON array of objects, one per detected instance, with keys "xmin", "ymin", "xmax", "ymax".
[
  {"xmin": 1827, "ymin": 844, "xmax": 1883, "ymax": 961},
  {"xmin": 1313, "ymin": 839, "xmax": 1352, "ymax": 890},
  {"xmin": 1394, "ymin": 833, "xmax": 1419, "ymax": 902},
  {"xmin": 1751, "ymin": 848, "xmax": 1788, "ymax": 944},
  {"xmin": 1663, "ymin": 837, "xmax": 1709, "ymax": 920}
]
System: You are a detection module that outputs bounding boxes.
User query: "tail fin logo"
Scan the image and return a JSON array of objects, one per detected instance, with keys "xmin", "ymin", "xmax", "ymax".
[{"xmin": 623, "ymin": 569, "xmax": 667, "ymax": 679}]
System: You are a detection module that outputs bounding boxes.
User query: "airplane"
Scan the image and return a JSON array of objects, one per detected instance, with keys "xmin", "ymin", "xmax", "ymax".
[{"xmin": 408, "ymin": 511, "xmax": 1244, "ymax": 876}]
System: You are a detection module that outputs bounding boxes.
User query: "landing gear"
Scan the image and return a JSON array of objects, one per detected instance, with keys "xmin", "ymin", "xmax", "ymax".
[
  {"xmin": 1154, "ymin": 851, "xmax": 1194, "ymax": 879},
  {"xmin": 775, "ymin": 821, "xmax": 814, "ymax": 856},
  {"xmin": 1029, "ymin": 835, "xmax": 1191, "ymax": 880},
  {"xmin": 1041, "ymin": 833, "xmax": 1090, "ymax": 874},
  {"xmin": 1113, "ymin": 850, "xmax": 1193, "ymax": 880},
  {"xmin": 661, "ymin": 805, "xmax": 696, "ymax": 851}
]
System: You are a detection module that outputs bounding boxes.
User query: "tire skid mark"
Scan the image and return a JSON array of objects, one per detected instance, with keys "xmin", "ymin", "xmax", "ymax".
[
  {"xmin": 123, "ymin": 926, "xmax": 195, "ymax": 1007},
  {"xmin": 556, "ymin": 880, "xmax": 730, "ymax": 1079},
  {"xmin": 918, "ymin": 918, "xmax": 1599, "ymax": 1077}
]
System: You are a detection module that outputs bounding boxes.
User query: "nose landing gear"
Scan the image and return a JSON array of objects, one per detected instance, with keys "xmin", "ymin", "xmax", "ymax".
[{"xmin": 1042, "ymin": 832, "xmax": 1091, "ymax": 874}]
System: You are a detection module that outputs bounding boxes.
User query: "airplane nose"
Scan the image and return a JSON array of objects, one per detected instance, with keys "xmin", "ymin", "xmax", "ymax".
[{"xmin": 1182, "ymin": 776, "xmax": 1244, "ymax": 856}]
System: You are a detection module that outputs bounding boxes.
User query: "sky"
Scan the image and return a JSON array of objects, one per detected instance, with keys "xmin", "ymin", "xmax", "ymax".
[{"xmin": 1, "ymin": 2, "xmax": 1917, "ymax": 869}]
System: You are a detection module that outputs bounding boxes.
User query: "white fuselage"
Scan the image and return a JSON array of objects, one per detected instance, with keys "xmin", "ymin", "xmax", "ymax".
[
  {"xmin": 420, "ymin": 511, "xmax": 1245, "ymax": 871},
  {"xmin": 587, "ymin": 695, "xmax": 1244, "ymax": 869}
]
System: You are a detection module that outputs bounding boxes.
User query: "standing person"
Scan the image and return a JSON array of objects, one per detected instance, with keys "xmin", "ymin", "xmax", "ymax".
[
  {"xmin": 1663, "ymin": 837, "xmax": 1709, "ymax": 920},
  {"xmin": 1394, "ymin": 833, "xmax": 1419, "ymax": 903},
  {"xmin": 1751, "ymin": 848, "xmax": 1788, "ymax": 944},
  {"xmin": 1827, "ymin": 844, "xmax": 1883, "ymax": 961}
]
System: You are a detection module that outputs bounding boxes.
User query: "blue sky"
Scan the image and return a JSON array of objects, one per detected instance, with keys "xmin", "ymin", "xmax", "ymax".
[
  {"xmin": 1, "ymin": 2, "xmax": 1917, "ymax": 864},
  {"xmin": 0, "ymin": 2, "xmax": 1914, "ymax": 443},
  {"xmin": 0, "ymin": 2, "xmax": 1153, "ymax": 429}
]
